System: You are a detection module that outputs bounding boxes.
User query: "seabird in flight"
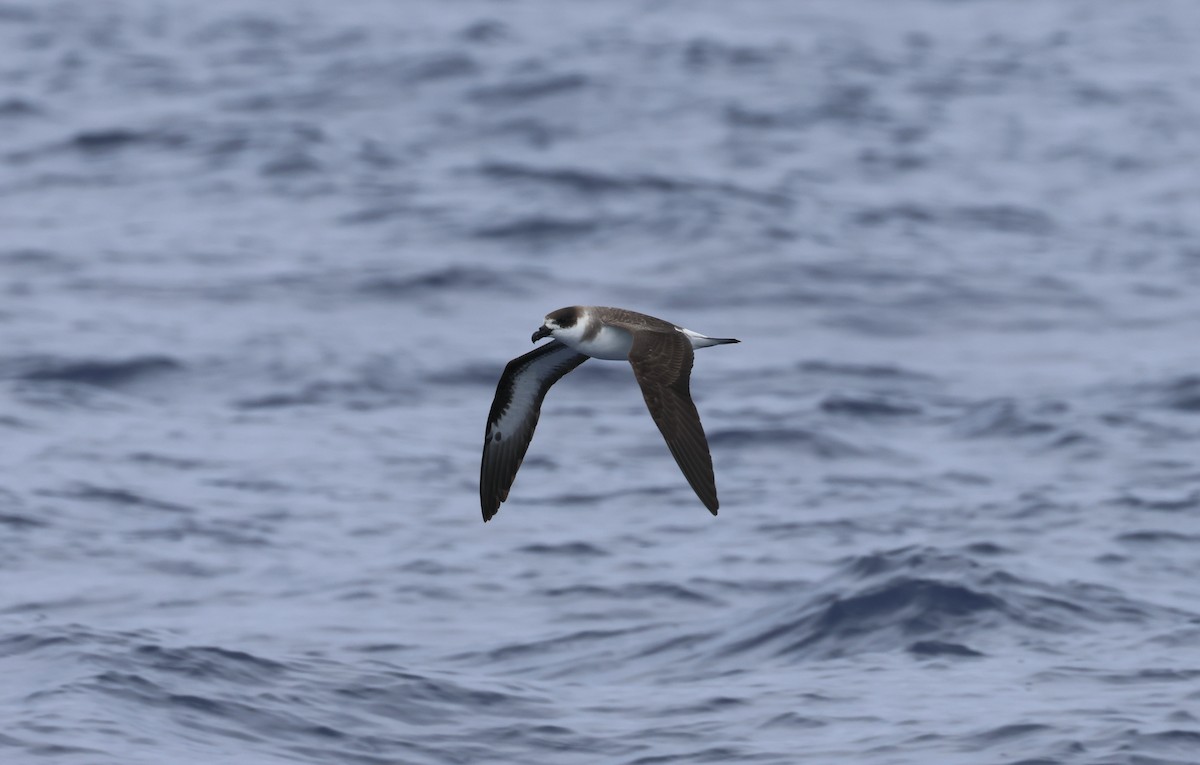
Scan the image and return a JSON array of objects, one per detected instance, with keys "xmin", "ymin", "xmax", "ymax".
[{"xmin": 481, "ymin": 306, "xmax": 739, "ymax": 521}]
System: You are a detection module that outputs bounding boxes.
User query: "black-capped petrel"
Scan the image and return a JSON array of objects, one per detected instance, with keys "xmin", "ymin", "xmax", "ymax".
[{"xmin": 481, "ymin": 306, "xmax": 739, "ymax": 521}]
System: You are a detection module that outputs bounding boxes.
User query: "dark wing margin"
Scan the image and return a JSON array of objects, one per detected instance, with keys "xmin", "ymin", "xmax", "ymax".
[
  {"xmin": 627, "ymin": 330, "xmax": 719, "ymax": 515},
  {"xmin": 481, "ymin": 340, "xmax": 589, "ymax": 521}
]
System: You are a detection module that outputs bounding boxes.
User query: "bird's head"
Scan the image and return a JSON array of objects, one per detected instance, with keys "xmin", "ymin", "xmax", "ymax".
[{"xmin": 532, "ymin": 306, "xmax": 583, "ymax": 343}]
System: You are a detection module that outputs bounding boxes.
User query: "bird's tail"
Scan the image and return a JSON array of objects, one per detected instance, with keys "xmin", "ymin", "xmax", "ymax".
[{"xmin": 682, "ymin": 328, "xmax": 740, "ymax": 348}]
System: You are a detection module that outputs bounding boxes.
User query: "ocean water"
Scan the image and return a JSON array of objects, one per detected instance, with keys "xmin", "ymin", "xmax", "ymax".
[{"xmin": 3, "ymin": 1, "xmax": 1200, "ymax": 763}]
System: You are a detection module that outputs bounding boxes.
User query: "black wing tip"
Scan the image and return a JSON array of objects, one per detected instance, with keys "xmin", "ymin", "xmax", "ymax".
[{"xmin": 482, "ymin": 503, "xmax": 498, "ymax": 522}]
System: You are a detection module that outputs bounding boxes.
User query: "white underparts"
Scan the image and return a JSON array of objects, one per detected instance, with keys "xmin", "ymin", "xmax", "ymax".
[{"xmin": 562, "ymin": 322, "xmax": 634, "ymax": 360}]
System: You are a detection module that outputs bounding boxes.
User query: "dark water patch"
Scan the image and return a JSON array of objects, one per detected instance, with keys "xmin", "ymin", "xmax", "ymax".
[
  {"xmin": 408, "ymin": 52, "xmax": 479, "ymax": 82},
  {"xmin": 472, "ymin": 216, "xmax": 600, "ymax": 240},
  {"xmin": 1138, "ymin": 729, "xmax": 1200, "ymax": 747},
  {"xmin": 0, "ymin": 512, "xmax": 47, "ymax": 529},
  {"xmin": 130, "ymin": 519, "xmax": 270, "ymax": 547},
  {"xmin": 1117, "ymin": 530, "xmax": 1200, "ymax": 544},
  {"xmin": 519, "ymin": 541, "xmax": 609, "ymax": 557},
  {"xmin": 131, "ymin": 644, "xmax": 290, "ymax": 684},
  {"xmin": 625, "ymin": 745, "xmax": 749, "ymax": 765},
  {"xmin": 190, "ymin": 13, "xmax": 291, "ymax": 44},
  {"xmin": 72, "ymin": 129, "xmax": 147, "ymax": 152},
  {"xmin": 461, "ymin": 19, "xmax": 508, "ymax": 43},
  {"xmin": 233, "ymin": 361, "xmax": 416, "ymax": 410},
  {"xmin": 1116, "ymin": 487, "xmax": 1200, "ymax": 513},
  {"xmin": 841, "ymin": 547, "xmax": 982, "ymax": 579},
  {"xmin": 127, "ymin": 451, "xmax": 212, "ymax": 470},
  {"xmin": 77, "ymin": 653, "xmax": 548, "ymax": 762},
  {"xmin": 820, "ymin": 393, "xmax": 921, "ymax": 417},
  {"xmin": 952, "ymin": 398, "xmax": 1061, "ymax": 439},
  {"xmin": 205, "ymin": 478, "xmax": 299, "ymax": 495},
  {"xmin": 482, "ymin": 627, "xmax": 647, "ymax": 663},
  {"xmin": 968, "ymin": 722, "xmax": 1053, "ymax": 744},
  {"xmin": 523, "ymin": 485, "xmax": 674, "ymax": 506},
  {"xmin": 145, "ymin": 559, "xmax": 224, "ymax": 577},
  {"xmin": 0, "ymin": 354, "xmax": 182, "ymax": 390},
  {"xmin": 856, "ymin": 203, "xmax": 1056, "ymax": 235},
  {"xmin": 260, "ymin": 151, "xmax": 322, "ymax": 176},
  {"xmin": 480, "ymin": 160, "xmax": 664, "ymax": 194},
  {"xmin": 0, "ymin": 247, "xmax": 75, "ymax": 272},
  {"xmin": 707, "ymin": 428, "xmax": 863, "ymax": 457},
  {"xmin": 633, "ymin": 631, "xmax": 720, "ymax": 659},
  {"xmin": 478, "ymin": 161, "xmax": 790, "ymax": 206},
  {"xmin": 801, "ymin": 579, "xmax": 1002, "ymax": 644},
  {"xmin": 69, "ymin": 127, "xmax": 188, "ymax": 154},
  {"xmin": 759, "ymin": 712, "xmax": 828, "ymax": 731},
  {"xmin": 234, "ymin": 390, "xmax": 325, "ymax": 409},
  {"xmin": 484, "ymin": 723, "xmax": 605, "ymax": 756},
  {"xmin": 964, "ymin": 541, "xmax": 1010, "ymax": 556},
  {"xmin": 1099, "ymin": 411, "xmax": 1195, "ymax": 443},
  {"xmin": 40, "ymin": 483, "xmax": 195, "ymax": 514},
  {"xmin": 1, "ymin": 625, "xmax": 158, "ymax": 656},
  {"xmin": 0, "ymin": 4, "xmax": 36, "ymax": 22},
  {"xmin": 855, "ymin": 203, "xmax": 934, "ymax": 227},
  {"xmin": 1091, "ymin": 667, "xmax": 1200, "ymax": 685},
  {"xmin": 814, "ymin": 83, "xmax": 885, "ymax": 124},
  {"xmin": 684, "ymin": 37, "xmax": 780, "ymax": 70},
  {"xmin": 908, "ymin": 640, "xmax": 983, "ymax": 657},
  {"xmin": 655, "ymin": 696, "xmax": 749, "ymax": 717},
  {"xmin": 541, "ymin": 582, "xmax": 718, "ymax": 605},
  {"xmin": 87, "ymin": 669, "xmax": 349, "ymax": 744},
  {"xmin": 824, "ymin": 312, "xmax": 924, "ymax": 338},
  {"xmin": 470, "ymin": 73, "xmax": 589, "ymax": 103},
  {"xmin": 338, "ymin": 205, "xmax": 408, "ymax": 224},
  {"xmin": 953, "ymin": 205, "xmax": 1057, "ymax": 235},
  {"xmin": 1151, "ymin": 375, "xmax": 1200, "ymax": 412},
  {"xmin": 0, "ymin": 633, "xmax": 74, "ymax": 657},
  {"xmin": 798, "ymin": 360, "xmax": 935, "ymax": 382},
  {"xmin": 715, "ymin": 577, "xmax": 1006, "ymax": 662},
  {"xmin": 0, "ymin": 97, "xmax": 42, "ymax": 118},
  {"xmin": 725, "ymin": 103, "xmax": 805, "ymax": 129},
  {"xmin": 358, "ymin": 265, "xmax": 528, "ymax": 297},
  {"xmin": 350, "ymin": 643, "xmax": 414, "ymax": 654},
  {"xmin": 858, "ymin": 147, "xmax": 928, "ymax": 172},
  {"xmin": 691, "ymin": 577, "xmax": 809, "ymax": 596},
  {"xmin": 25, "ymin": 743, "xmax": 108, "ymax": 757},
  {"xmin": 334, "ymin": 666, "xmax": 543, "ymax": 721},
  {"xmin": 704, "ymin": 546, "xmax": 1174, "ymax": 665},
  {"xmin": 822, "ymin": 474, "xmax": 932, "ymax": 493},
  {"xmin": 397, "ymin": 558, "xmax": 467, "ymax": 576}
]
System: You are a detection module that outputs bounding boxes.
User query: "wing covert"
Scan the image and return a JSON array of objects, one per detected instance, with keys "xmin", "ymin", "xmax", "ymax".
[{"xmin": 627, "ymin": 330, "xmax": 719, "ymax": 514}]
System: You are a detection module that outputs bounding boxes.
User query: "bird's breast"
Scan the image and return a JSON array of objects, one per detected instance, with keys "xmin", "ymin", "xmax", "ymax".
[{"xmin": 566, "ymin": 324, "xmax": 633, "ymax": 360}]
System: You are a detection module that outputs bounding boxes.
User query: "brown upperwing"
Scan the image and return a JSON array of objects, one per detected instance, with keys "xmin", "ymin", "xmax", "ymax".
[{"xmin": 623, "ymin": 327, "xmax": 719, "ymax": 514}]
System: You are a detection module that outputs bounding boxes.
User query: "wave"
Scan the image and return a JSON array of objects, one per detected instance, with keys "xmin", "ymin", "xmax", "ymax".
[
  {"xmin": 0, "ymin": 355, "xmax": 182, "ymax": 391},
  {"xmin": 692, "ymin": 546, "xmax": 1183, "ymax": 665}
]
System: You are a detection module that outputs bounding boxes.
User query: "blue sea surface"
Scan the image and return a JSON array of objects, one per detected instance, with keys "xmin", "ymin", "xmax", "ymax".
[{"xmin": 2, "ymin": 1, "xmax": 1200, "ymax": 763}]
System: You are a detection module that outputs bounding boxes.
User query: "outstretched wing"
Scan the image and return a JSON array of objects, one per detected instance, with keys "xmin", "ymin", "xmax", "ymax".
[
  {"xmin": 481, "ymin": 341, "xmax": 589, "ymax": 521},
  {"xmin": 626, "ymin": 329, "xmax": 719, "ymax": 514}
]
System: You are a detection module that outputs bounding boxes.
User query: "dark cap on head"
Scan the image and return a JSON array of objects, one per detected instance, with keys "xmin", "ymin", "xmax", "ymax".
[{"xmin": 546, "ymin": 306, "xmax": 580, "ymax": 328}]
